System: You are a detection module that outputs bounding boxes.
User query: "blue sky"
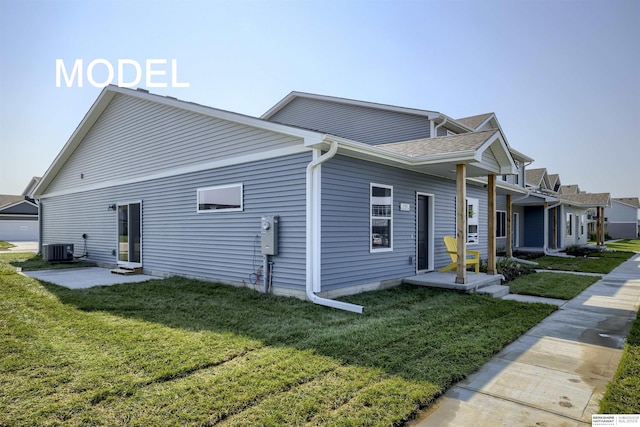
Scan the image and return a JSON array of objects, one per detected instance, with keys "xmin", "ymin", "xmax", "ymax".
[{"xmin": 1, "ymin": 0, "xmax": 638, "ymax": 197}]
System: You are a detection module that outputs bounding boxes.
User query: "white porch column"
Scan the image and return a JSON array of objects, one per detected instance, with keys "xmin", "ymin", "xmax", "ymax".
[{"xmin": 456, "ymin": 164, "xmax": 467, "ymax": 284}]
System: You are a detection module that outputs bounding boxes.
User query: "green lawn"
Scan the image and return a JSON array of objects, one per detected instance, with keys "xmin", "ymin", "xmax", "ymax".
[
  {"xmin": 600, "ymin": 310, "xmax": 640, "ymax": 414},
  {"xmin": 508, "ymin": 272, "xmax": 600, "ymax": 300},
  {"xmin": 605, "ymin": 239, "xmax": 640, "ymax": 253},
  {"xmin": 534, "ymin": 251, "xmax": 633, "ymax": 274},
  {"xmin": 0, "ymin": 241, "xmax": 15, "ymax": 250},
  {"xmin": 0, "ymin": 253, "xmax": 95, "ymax": 273},
  {"xmin": 0, "ymin": 253, "xmax": 557, "ymax": 426}
]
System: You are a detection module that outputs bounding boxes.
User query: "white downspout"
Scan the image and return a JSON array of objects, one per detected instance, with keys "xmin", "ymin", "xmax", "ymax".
[
  {"xmin": 306, "ymin": 140, "xmax": 364, "ymax": 314},
  {"xmin": 434, "ymin": 116, "xmax": 448, "ymax": 136}
]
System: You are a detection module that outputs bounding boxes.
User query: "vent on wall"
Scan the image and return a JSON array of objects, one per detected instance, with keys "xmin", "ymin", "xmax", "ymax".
[{"xmin": 42, "ymin": 244, "xmax": 74, "ymax": 262}]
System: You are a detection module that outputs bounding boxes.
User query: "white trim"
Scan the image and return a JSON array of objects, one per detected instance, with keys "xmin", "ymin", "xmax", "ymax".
[
  {"xmin": 496, "ymin": 210, "xmax": 507, "ymax": 238},
  {"xmin": 39, "ymin": 145, "xmax": 309, "ymax": 199},
  {"xmin": 116, "ymin": 200, "xmax": 142, "ymax": 268},
  {"xmin": 196, "ymin": 183, "xmax": 243, "ymax": 213},
  {"xmin": 513, "ymin": 212, "xmax": 520, "ymax": 248},
  {"xmin": 370, "ymin": 183, "xmax": 393, "ymax": 253},
  {"xmin": 0, "ymin": 199, "xmax": 38, "ymax": 212},
  {"xmin": 416, "ymin": 192, "xmax": 435, "ymax": 272}
]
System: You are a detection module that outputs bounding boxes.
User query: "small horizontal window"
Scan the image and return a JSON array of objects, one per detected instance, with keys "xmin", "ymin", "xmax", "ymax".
[{"xmin": 197, "ymin": 184, "xmax": 243, "ymax": 213}]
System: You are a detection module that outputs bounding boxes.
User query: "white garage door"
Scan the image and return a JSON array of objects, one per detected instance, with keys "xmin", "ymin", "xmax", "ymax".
[{"xmin": 0, "ymin": 219, "xmax": 39, "ymax": 242}]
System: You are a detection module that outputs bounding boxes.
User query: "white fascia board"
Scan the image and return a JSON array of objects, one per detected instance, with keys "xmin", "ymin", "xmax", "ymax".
[
  {"xmin": 475, "ymin": 113, "xmax": 496, "ymax": 131},
  {"xmin": 330, "ymin": 136, "xmax": 477, "ymax": 166},
  {"xmin": 0, "ymin": 199, "xmax": 38, "ymax": 212},
  {"xmin": 474, "ymin": 130, "xmax": 518, "ymax": 174}
]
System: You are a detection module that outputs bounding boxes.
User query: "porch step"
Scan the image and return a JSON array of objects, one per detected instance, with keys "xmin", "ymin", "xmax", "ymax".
[
  {"xmin": 475, "ymin": 284, "xmax": 510, "ymax": 298},
  {"xmin": 111, "ymin": 267, "xmax": 143, "ymax": 276}
]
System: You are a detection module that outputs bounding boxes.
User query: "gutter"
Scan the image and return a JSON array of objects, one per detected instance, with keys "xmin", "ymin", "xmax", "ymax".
[
  {"xmin": 305, "ymin": 140, "xmax": 364, "ymax": 314},
  {"xmin": 433, "ymin": 115, "xmax": 448, "ymax": 137}
]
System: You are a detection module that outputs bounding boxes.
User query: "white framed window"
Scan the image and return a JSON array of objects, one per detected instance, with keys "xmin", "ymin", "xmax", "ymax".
[
  {"xmin": 496, "ymin": 210, "xmax": 507, "ymax": 238},
  {"xmin": 455, "ymin": 196, "xmax": 480, "ymax": 245},
  {"xmin": 566, "ymin": 212, "xmax": 573, "ymax": 236},
  {"xmin": 197, "ymin": 183, "xmax": 243, "ymax": 213},
  {"xmin": 370, "ymin": 183, "xmax": 392, "ymax": 252},
  {"xmin": 467, "ymin": 197, "xmax": 480, "ymax": 245}
]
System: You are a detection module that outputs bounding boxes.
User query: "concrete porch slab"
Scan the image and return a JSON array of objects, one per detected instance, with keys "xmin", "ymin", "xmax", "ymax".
[{"xmin": 403, "ymin": 271, "xmax": 503, "ymax": 292}]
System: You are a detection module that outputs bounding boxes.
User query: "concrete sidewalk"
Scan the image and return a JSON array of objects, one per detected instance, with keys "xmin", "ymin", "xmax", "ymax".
[{"xmin": 410, "ymin": 253, "xmax": 640, "ymax": 426}]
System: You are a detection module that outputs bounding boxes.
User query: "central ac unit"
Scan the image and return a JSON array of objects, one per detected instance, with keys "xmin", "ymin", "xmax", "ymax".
[{"xmin": 43, "ymin": 243, "xmax": 74, "ymax": 262}]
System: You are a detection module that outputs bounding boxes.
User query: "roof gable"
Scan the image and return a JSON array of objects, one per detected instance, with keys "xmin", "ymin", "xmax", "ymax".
[
  {"xmin": 456, "ymin": 113, "xmax": 495, "ymax": 130},
  {"xmin": 34, "ymin": 86, "xmax": 325, "ymax": 198},
  {"xmin": 262, "ymin": 91, "xmax": 441, "ymax": 121},
  {"xmin": 613, "ymin": 197, "xmax": 640, "ymax": 208},
  {"xmin": 525, "ymin": 168, "xmax": 550, "ymax": 189}
]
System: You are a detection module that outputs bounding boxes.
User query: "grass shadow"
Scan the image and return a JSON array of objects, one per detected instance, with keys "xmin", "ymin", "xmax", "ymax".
[{"xmin": 38, "ymin": 276, "xmax": 556, "ymax": 387}]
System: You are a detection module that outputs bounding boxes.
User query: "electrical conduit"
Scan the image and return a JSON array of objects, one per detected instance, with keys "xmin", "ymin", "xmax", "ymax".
[{"xmin": 305, "ymin": 140, "xmax": 364, "ymax": 314}]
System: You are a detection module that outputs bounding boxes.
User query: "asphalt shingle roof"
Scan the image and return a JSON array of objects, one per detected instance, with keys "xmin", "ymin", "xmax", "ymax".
[
  {"xmin": 525, "ymin": 168, "xmax": 547, "ymax": 187},
  {"xmin": 559, "ymin": 185, "xmax": 581, "ymax": 195},
  {"xmin": 557, "ymin": 192, "xmax": 611, "ymax": 207},
  {"xmin": 613, "ymin": 197, "xmax": 640, "ymax": 208},
  {"xmin": 0, "ymin": 195, "xmax": 26, "ymax": 210},
  {"xmin": 456, "ymin": 113, "xmax": 494, "ymax": 130},
  {"xmin": 378, "ymin": 130, "xmax": 498, "ymax": 158}
]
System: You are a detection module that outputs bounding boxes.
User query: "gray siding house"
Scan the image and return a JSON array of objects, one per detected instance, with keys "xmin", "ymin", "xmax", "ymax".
[
  {"xmin": 35, "ymin": 87, "xmax": 519, "ymax": 312},
  {"xmin": 605, "ymin": 198, "xmax": 640, "ymax": 239}
]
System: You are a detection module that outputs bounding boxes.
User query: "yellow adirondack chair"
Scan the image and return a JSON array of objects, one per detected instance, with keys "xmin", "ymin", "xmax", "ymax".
[{"xmin": 438, "ymin": 235, "xmax": 480, "ymax": 274}]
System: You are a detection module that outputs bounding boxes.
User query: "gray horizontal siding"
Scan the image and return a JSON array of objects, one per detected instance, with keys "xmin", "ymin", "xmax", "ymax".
[
  {"xmin": 320, "ymin": 155, "xmax": 489, "ymax": 291},
  {"xmin": 269, "ymin": 97, "xmax": 431, "ymax": 145},
  {"xmin": 47, "ymin": 94, "xmax": 303, "ymax": 194},
  {"xmin": 41, "ymin": 152, "xmax": 311, "ymax": 291},
  {"xmin": 606, "ymin": 223, "xmax": 638, "ymax": 239}
]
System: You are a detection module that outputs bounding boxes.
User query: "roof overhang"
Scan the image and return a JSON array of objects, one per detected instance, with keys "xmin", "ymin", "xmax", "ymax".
[
  {"xmin": 309, "ymin": 130, "xmax": 517, "ymax": 179},
  {"xmin": 512, "ymin": 191, "xmax": 559, "ymax": 206}
]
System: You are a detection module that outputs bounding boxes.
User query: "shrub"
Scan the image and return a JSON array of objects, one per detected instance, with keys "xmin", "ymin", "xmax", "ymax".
[{"xmin": 481, "ymin": 258, "xmax": 536, "ymax": 283}]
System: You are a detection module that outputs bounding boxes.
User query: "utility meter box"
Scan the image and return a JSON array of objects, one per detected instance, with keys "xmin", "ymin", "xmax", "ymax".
[{"xmin": 261, "ymin": 215, "xmax": 279, "ymax": 255}]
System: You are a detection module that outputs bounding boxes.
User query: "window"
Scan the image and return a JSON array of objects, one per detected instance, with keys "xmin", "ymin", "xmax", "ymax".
[
  {"xmin": 496, "ymin": 210, "xmax": 507, "ymax": 238},
  {"xmin": 371, "ymin": 184, "xmax": 392, "ymax": 251},
  {"xmin": 467, "ymin": 197, "xmax": 479, "ymax": 244},
  {"xmin": 197, "ymin": 184, "xmax": 243, "ymax": 213},
  {"xmin": 456, "ymin": 196, "xmax": 480, "ymax": 244},
  {"xmin": 566, "ymin": 212, "xmax": 573, "ymax": 236}
]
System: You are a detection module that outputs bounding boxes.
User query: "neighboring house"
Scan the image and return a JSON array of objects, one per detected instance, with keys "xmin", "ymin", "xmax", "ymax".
[
  {"xmin": 0, "ymin": 177, "xmax": 40, "ymax": 241},
  {"xmin": 518, "ymin": 169, "xmax": 610, "ymax": 250},
  {"xmin": 34, "ymin": 86, "xmax": 519, "ymax": 311},
  {"xmin": 605, "ymin": 197, "xmax": 640, "ymax": 239}
]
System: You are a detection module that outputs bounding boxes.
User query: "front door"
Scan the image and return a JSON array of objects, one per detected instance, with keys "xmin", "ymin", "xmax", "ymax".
[
  {"xmin": 117, "ymin": 202, "xmax": 142, "ymax": 267},
  {"xmin": 417, "ymin": 194, "xmax": 434, "ymax": 271}
]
